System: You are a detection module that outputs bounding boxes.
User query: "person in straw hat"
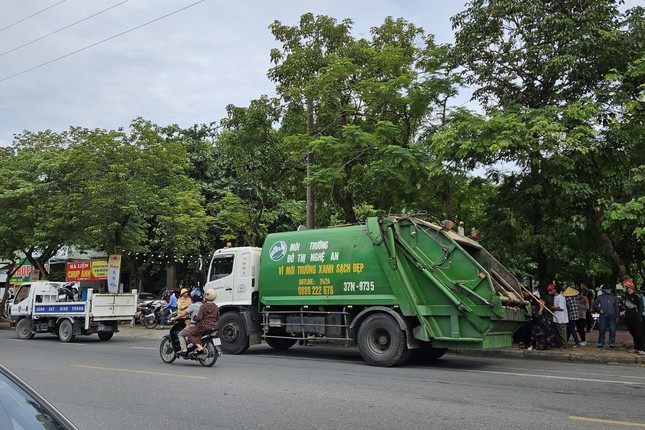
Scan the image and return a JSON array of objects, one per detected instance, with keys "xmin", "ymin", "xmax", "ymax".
[
  {"xmin": 177, "ymin": 288, "xmax": 193, "ymax": 328},
  {"xmin": 564, "ymin": 286, "xmax": 582, "ymax": 347}
]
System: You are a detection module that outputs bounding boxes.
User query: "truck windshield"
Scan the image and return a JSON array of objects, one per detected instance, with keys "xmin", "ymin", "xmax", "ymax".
[
  {"xmin": 209, "ymin": 254, "xmax": 234, "ymax": 282},
  {"xmin": 13, "ymin": 284, "xmax": 30, "ymax": 306}
]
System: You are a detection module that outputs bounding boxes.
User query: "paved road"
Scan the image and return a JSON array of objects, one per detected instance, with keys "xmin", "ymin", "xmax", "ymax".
[{"xmin": 1, "ymin": 324, "xmax": 644, "ymax": 430}]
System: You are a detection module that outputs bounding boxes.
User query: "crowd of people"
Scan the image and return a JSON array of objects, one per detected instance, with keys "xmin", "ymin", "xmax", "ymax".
[{"xmin": 514, "ymin": 278, "xmax": 645, "ymax": 355}]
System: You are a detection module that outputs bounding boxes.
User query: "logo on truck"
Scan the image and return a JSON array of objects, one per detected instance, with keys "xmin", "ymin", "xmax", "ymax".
[{"xmin": 269, "ymin": 241, "xmax": 287, "ymax": 261}]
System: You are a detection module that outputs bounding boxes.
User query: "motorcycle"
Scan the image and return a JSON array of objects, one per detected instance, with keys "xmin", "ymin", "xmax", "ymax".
[
  {"xmin": 138, "ymin": 300, "xmax": 165, "ymax": 329},
  {"xmin": 159, "ymin": 317, "xmax": 221, "ymax": 367}
]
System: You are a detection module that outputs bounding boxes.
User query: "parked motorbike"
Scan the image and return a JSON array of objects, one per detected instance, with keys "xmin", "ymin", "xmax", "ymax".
[
  {"xmin": 159, "ymin": 317, "xmax": 221, "ymax": 367},
  {"xmin": 138, "ymin": 300, "xmax": 165, "ymax": 329}
]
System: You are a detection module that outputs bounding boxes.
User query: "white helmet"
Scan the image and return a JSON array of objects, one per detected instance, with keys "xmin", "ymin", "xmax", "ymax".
[{"xmin": 204, "ymin": 289, "xmax": 217, "ymax": 302}]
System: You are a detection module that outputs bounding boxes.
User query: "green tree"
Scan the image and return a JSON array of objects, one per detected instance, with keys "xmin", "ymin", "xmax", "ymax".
[
  {"xmin": 68, "ymin": 119, "xmax": 209, "ymax": 257},
  {"xmin": 0, "ymin": 120, "xmax": 209, "ymax": 284},
  {"xmin": 269, "ymin": 15, "xmax": 460, "ymax": 225},
  {"xmin": 0, "ymin": 130, "xmax": 82, "ymax": 277},
  {"xmin": 212, "ymin": 97, "xmax": 304, "ymax": 245},
  {"xmin": 450, "ymin": 0, "xmax": 643, "ymax": 285}
]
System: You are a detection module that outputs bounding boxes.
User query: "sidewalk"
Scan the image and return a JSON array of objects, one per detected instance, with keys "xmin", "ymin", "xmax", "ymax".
[
  {"xmin": 2, "ymin": 320, "xmax": 644, "ymax": 366},
  {"xmin": 452, "ymin": 327, "xmax": 645, "ymax": 366}
]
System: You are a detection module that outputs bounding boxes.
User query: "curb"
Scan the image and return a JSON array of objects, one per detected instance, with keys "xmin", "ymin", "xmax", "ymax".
[{"xmin": 450, "ymin": 347, "xmax": 645, "ymax": 366}]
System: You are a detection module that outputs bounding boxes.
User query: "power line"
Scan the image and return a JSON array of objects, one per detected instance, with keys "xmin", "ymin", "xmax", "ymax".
[
  {"xmin": 0, "ymin": 0, "xmax": 207, "ymax": 83},
  {"xmin": 0, "ymin": 1, "xmax": 67, "ymax": 33},
  {"xmin": 0, "ymin": 1, "xmax": 129, "ymax": 58}
]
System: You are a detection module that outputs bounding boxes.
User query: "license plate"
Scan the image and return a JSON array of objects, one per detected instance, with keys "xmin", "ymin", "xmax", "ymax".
[{"xmin": 214, "ymin": 338, "xmax": 221, "ymax": 346}]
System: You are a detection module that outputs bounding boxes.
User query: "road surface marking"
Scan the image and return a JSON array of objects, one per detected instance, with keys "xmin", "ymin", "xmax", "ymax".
[
  {"xmin": 571, "ymin": 416, "xmax": 645, "ymax": 427},
  {"xmin": 130, "ymin": 346, "xmax": 157, "ymax": 350},
  {"xmin": 466, "ymin": 369, "xmax": 645, "ymax": 386},
  {"xmin": 72, "ymin": 365, "xmax": 208, "ymax": 380},
  {"xmin": 8, "ymin": 339, "xmax": 86, "ymax": 345}
]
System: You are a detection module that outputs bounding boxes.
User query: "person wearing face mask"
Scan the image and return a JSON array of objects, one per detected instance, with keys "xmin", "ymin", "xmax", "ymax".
[
  {"xmin": 622, "ymin": 278, "xmax": 645, "ymax": 355},
  {"xmin": 594, "ymin": 285, "xmax": 620, "ymax": 350}
]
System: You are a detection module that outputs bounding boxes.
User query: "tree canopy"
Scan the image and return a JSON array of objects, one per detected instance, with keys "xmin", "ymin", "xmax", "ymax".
[{"xmin": 1, "ymin": 2, "xmax": 642, "ymax": 289}]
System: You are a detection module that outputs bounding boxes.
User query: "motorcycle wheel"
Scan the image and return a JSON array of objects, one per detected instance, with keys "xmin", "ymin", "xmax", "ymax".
[
  {"xmin": 142, "ymin": 313, "xmax": 158, "ymax": 329},
  {"xmin": 159, "ymin": 338, "xmax": 176, "ymax": 363},
  {"xmin": 198, "ymin": 340, "xmax": 218, "ymax": 367}
]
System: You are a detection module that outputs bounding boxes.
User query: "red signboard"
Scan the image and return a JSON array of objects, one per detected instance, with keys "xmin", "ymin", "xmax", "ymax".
[{"xmin": 66, "ymin": 261, "xmax": 108, "ymax": 281}]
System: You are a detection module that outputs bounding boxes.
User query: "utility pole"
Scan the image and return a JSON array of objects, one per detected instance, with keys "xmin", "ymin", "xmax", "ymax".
[{"xmin": 306, "ymin": 96, "xmax": 315, "ymax": 229}]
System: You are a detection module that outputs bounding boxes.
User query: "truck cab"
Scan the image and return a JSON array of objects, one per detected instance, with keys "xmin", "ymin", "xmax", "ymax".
[
  {"xmin": 10, "ymin": 282, "xmax": 73, "ymax": 318},
  {"xmin": 205, "ymin": 246, "xmax": 261, "ymax": 307}
]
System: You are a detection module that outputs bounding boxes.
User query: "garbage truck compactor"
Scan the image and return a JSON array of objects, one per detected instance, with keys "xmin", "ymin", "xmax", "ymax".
[{"xmin": 206, "ymin": 215, "xmax": 526, "ymax": 367}]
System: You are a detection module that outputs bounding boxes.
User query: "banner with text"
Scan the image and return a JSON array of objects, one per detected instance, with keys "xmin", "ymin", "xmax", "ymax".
[
  {"xmin": 107, "ymin": 255, "xmax": 122, "ymax": 293},
  {"xmin": 66, "ymin": 261, "xmax": 109, "ymax": 282}
]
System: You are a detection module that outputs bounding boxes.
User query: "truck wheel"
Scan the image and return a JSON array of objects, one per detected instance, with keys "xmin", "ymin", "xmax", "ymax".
[
  {"xmin": 58, "ymin": 320, "xmax": 75, "ymax": 343},
  {"xmin": 357, "ymin": 313, "xmax": 411, "ymax": 367},
  {"xmin": 16, "ymin": 319, "xmax": 35, "ymax": 340},
  {"xmin": 219, "ymin": 312, "xmax": 249, "ymax": 354},
  {"xmin": 265, "ymin": 337, "xmax": 297, "ymax": 351},
  {"xmin": 98, "ymin": 332, "xmax": 114, "ymax": 341}
]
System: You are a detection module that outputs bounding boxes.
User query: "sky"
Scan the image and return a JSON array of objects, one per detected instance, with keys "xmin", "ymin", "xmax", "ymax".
[{"xmin": 0, "ymin": 0, "xmax": 468, "ymax": 146}]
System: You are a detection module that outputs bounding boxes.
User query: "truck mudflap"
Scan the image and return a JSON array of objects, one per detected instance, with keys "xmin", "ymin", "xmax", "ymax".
[{"xmin": 373, "ymin": 216, "xmax": 525, "ymax": 349}]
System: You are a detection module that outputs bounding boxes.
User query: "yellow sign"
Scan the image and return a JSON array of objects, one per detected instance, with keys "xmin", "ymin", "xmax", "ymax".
[{"xmin": 91, "ymin": 261, "xmax": 108, "ymax": 279}]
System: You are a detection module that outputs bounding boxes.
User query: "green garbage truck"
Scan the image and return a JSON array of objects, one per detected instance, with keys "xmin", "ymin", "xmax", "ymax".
[{"xmin": 205, "ymin": 215, "xmax": 525, "ymax": 367}]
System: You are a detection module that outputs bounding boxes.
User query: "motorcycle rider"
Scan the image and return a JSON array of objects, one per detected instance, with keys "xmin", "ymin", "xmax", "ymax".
[
  {"xmin": 170, "ymin": 289, "xmax": 203, "ymax": 354},
  {"xmin": 159, "ymin": 290, "xmax": 178, "ymax": 329},
  {"xmin": 188, "ymin": 289, "xmax": 219, "ymax": 353},
  {"xmin": 176, "ymin": 288, "xmax": 192, "ymax": 328}
]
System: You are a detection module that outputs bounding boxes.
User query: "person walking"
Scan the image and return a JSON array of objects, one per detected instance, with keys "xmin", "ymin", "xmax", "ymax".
[
  {"xmin": 594, "ymin": 285, "xmax": 620, "ymax": 350},
  {"xmin": 563, "ymin": 287, "xmax": 581, "ymax": 347},
  {"xmin": 622, "ymin": 278, "xmax": 645, "ymax": 355},
  {"xmin": 551, "ymin": 285, "xmax": 569, "ymax": 348}
]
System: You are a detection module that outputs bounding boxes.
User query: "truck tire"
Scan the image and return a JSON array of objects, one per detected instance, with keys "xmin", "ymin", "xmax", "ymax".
[
  {"xmin": 412, "ymin": 344, "xmax": 448, "ymax": 362},
  {"xmin": 265, "ymin": 336, "xmax": 297, "ymax": 351},
  {"xmin": 219, "ymin": 312, "xmax": 249, "ymax": 354},
  {"xmin": 357, "ymin": 313, "xmax": 411, "ymax": 367},
  {"xmin": 58, "ymin": 320, "xmax": 76, "ymax": 343},
  {"xmin": 98, "ymin": 332, "xmax": 114, "ymax": 341},
  {"xmin": 16, "ymin": 318, "xmax": 35, "ymax": 340}
]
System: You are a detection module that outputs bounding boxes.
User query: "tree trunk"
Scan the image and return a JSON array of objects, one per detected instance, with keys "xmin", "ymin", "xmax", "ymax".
[
  {"xmin": 536, "ymin": 245, "xmax": 549, "ymax": 291},
  {"xmin": 588, "ymin": 207, "xmax": 627, "ymax": 277},
  {"xmin": 332, "ymin": 183, "xmax": 357, "ymax": 224}
]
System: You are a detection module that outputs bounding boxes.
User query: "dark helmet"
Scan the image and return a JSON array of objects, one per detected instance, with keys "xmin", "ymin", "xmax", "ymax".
[
  {"xmin": 600, "ymin": 284, "xmax": 613, "ymax": 294},
  {"xmin": 191, "ymin": 289, "xmax": 203, "ymax": 302}
]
